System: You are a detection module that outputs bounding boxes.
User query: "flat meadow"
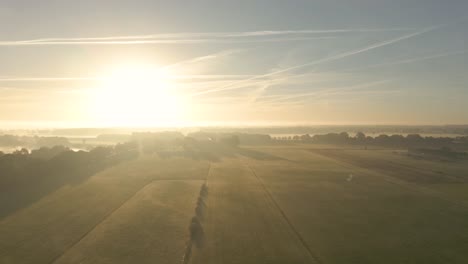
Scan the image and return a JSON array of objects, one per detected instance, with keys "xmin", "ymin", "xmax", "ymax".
[{"xmin": 2, "ymin": 143, "xmax": 468, "ymax": 263}]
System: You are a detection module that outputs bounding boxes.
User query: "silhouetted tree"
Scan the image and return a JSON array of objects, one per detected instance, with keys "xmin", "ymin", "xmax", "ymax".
[
  {"xmin": 301, "ymin": 134, "xmax": 312, "ymax": 141},
  {"xmin": 13, "ymin": 148, "xmax": 29, "ymax": 155},
  {"xmin": 356, "ymin": 132, "xmax": 366, "ymax": 141},
  {"xmin": 30, "ymin": 146, "xmax": 69, "ymax": 160},
  {"xmin": 406, "ymin": 134, "xmax": 424, "ymax": 146}
]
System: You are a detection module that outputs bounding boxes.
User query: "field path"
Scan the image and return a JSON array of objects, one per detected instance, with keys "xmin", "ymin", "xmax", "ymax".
[{"xmin": 243, "ymin": 160, "xmax": 323, "ymax": 264}]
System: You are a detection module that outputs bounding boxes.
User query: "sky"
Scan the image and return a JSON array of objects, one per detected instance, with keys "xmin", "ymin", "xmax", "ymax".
[{"xmin": 0, "ymin": 0, "xmax": 468, "ymax": 128}]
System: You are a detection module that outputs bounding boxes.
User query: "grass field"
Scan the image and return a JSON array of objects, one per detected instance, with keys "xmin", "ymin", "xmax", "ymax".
[
  {"xmin": 0, "ymin": 157, "xmax": 209, "ymax": 264},
  {"xmin": 190, "ymin": 158, "xmax": 317, "ymax": 264},
  {"xmin": 243, "ymin": 146, "xmax": 468, "ymax": 263},
  {"xmin": 2, "ymin": 144, "xmax": 468, "ymax": 263},
  {"xmin": 54, "ymin": 180, "xmax": 201, "ymax": 264}
]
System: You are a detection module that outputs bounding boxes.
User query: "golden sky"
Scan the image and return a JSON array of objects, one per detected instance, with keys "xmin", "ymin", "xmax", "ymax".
[{"xmin": 1, "ymin": 1, "xmax": 468, "ymax": 128}]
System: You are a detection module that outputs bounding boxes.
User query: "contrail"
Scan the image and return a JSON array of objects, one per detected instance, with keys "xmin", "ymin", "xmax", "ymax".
[
  {"xmin": 0, "ymin": 50, "xmax": 241, "ymax": 83},
  {"xmin": 0, "ymin": 36, "xmax": 336, "ymax": 46},
  {"xmin": 257, "ymin": 80, "xmax": 391, "ymax": 104},
  {"xmin": 162, "ymin": 49, "xmax": 242, "ymax": 70},
  {"xmin": 224, "ymin": 28, "xmax": 413, "ymax": 37},
  {"xmin": 0, "ymin": 77, "xmax": 101, "ymax": 82},
  {"xmin": 192, "ymin": 26, "xmax": 440, "ymax": 97},
  {"xmin": 174, "ymin": 74, "xmax": 256, "ymax": 80},
  {"xmin": 1, "ymin": 27, "xmax": 412, "ymax": 45},
  {"xmin": 344, "ymin": 49, "xmax": 468, "ymax": 72},
  {"xmin": 261, "ymin": 89, "xmax": 401, "ymax": 108},
  {"xmin": 0, "ymin": 75, "xmax": 256, "ymax": 82}
]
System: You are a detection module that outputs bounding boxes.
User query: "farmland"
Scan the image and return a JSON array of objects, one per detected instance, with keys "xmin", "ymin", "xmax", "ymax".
[{"xmin": 2, "ymin": 144, "xmax": 468, "ymax": 263}]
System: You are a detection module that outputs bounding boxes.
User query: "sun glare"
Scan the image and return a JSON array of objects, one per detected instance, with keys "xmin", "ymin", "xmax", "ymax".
[{"xmin": 92, "ymin": 64, "xmax": 184, "ymax": 127}]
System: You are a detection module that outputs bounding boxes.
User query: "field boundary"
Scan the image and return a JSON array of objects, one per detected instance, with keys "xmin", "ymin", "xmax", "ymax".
[
  {"xmin": 49, "ymin": 177, "xmax": 204, "ymax": 264},
  {"xmin": 311, "ymin": 150, "xmax": 468, "ymax": 210},
  {"xmin": 182, "ymin": 163, "xmax": 211, "ymax": 264},
  {"xmin": 243, "ymin": 160, "xmax": 323, "ymax": 264},
  {"xmin": 48, "ymin": 178, "xmax": 157, "ymax": 264}
]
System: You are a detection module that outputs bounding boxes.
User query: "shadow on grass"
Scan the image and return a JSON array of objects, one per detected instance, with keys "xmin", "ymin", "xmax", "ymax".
[
  {"xmin": 235, "ymin": 147, "xmax": 286, "ymax": 161},
  {"xmin": 0, "ymin": 147, "xmax": 137, "ymax": 219},
  {"xmin": 158, "ymin": 141, "xmax": 285, "ymax": 162}
]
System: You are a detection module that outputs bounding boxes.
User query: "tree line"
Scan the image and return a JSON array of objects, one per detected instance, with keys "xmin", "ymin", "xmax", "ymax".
[{"xmin": 276, "ymin": 132, "xmax": 468, "ymax": 148}]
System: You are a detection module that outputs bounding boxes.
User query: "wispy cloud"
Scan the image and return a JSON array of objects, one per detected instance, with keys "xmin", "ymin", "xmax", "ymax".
[
  {"xmin": 344, "ymin": 49, "xmax": 468, "ymax": 72},
  {"xmin": 174, "ymin": 74, "xmax": 256, "ymax": 80},
  {"xmin": 0, "ymin": 27, "xmax": 416, "ymax": 47},
  {"xmin": 257, "ymin": 80, "xmax": 391, "ymax": 104},
  {"xmin": 223, "ymin": 28, "xmax": 413, "ymax": 37},
  {"xmin": 193, "ymin": 25, "xmax": 442, "ymax": 97},
  {"xmin": 0, "ymin": 27, "xmax": 412, "ymax": 44},
  {"xmin": 0, "ymin": 74, "xmax": 259, "ymax": 83},
  {"xmin": 0, "ymin": 49, "xmax": 244, "ymax": 84},
  {"xmin": 0, "ymin": 77, "xmax": 101, "ymax": 82},
  {"xmin": 0, "ymin": 36, "xmax": 337, "ymax": 46},
  {"xmin": 260, "ymin": 88, "xmax": 401, "ymax": 108},
  {"xmin": 163, "ymin": 49, "xmax": 242, "ymax": 71}
]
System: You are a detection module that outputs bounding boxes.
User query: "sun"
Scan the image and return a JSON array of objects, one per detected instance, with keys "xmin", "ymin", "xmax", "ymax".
[{"xmin": 92, "ymin": 63, "xmax": 185, "ymax": 127}]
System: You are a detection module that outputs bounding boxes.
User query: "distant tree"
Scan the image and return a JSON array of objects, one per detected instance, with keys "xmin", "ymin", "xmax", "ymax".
[
  {"xmin": 406, "ymin": 134, "xmax": 423, "ymax": 146},
  {"xmin": 356, "ymin": 132, "xmax": 366, "ymax": 141},
  {"xmin": 339, "ymin": 132, "xmax": 350, "ymax": 143},
  {"xmin": 389, "ymin": 134, "xmax": 405, "ymax": 146},
  {"xmin": 339, "ymin": 132, "xmax": 349, "ymax": 139},
  {"xmin": 300, "ymin": 134, "xmax": 312, "ymax": 141},
  {"xmin": 375, "ymin": 134, "xmax": 390, "ymax": 144},
  {"xmin": 89, "ymin": 146, "xmax": 113, "ymax": 158},
  {"xmin": 13, "ymin": 148, "xmax": 29, "ymax": 155},
  {"xmin": 30, "ymin": 146, "xmax": 69, "ymax": 160},
  {"xmin": 236, "ymin": 133, "xmax": 271, "ymax": 144},
  {"xmin": 406, "ymin": 134, "xmax": 423, "ymax": 141}
]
